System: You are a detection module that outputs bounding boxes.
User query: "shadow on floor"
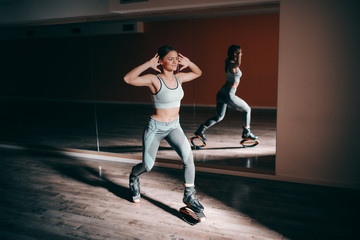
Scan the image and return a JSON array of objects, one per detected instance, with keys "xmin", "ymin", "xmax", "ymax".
[
  {"xmin": 174, "ymin": 169, "xmax": 359, "ymax": 240},
  {"xmin": 26, "ymin": 148, "xmax": 185, "ymax": 223}
]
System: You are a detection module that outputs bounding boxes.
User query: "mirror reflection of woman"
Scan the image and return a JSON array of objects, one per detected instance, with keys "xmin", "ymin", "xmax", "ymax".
[
  {"xmin": 123, "ymin": 45, "xmax": 204, "ymax": 213},
  {"xmin": 194, "ymin": 44, "xmax": 258, "ymax": 142}
]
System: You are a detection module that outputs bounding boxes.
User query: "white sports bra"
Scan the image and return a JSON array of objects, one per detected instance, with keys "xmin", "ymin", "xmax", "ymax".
[
  {"xmin": 151, "ymin": 75, "xmax": 184, "ymax": 109},
  {"xmin": 226, "ymin": 68, "xmax": 242, "ymax": 84}
]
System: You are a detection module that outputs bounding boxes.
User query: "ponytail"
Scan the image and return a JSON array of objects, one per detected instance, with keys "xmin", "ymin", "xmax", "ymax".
[
  {"xmin": 225, "ymin": 44, "xmax": 241, "ymax": 72},
  {"xmin": 224, "ymin": 58, "xmax": 230, "ymax": 73}
]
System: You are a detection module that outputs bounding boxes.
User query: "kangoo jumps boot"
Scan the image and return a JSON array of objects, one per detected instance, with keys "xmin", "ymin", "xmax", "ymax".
[
  {"xmin": 129, "ymin": 173, "xmax": 141, "ymax": 203},
  {"xmin": 183, "ymin": 186, "xmax": 204, "ymax": 212},
  {"xmin": 194, "ymin": 124, "xmax": 207, "ymax": 141},
  {"xmin": 242, "ymin": 127, "xmax": 258, "ymax": 140}
]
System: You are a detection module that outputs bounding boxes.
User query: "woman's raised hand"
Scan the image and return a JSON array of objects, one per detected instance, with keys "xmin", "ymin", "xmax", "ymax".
[
  {"xmin": 149, "ymin": 54, "xmax": 161, "ymax": 72},
  {"xmin": 178, "ymin": 53, "xmax": 191, "ymax": 71}
]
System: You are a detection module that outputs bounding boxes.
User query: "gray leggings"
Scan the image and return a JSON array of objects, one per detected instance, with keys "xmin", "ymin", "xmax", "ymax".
[
  {"xmin": 203, "ymin": 85, "xmax": 251, "ymax": 129},
  {"xmin": 131, "ymin": 117, "xmax": 195, "ymax": 185}
]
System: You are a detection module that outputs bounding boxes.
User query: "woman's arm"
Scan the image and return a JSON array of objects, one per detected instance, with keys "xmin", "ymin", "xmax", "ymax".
[
  {"xmin": 235, "ymin": 51, "xmax": 241, "ymax": 67},
  {"xmin": 123, "ymin": 54, "xmax": 161, "ymax": 87},
  {"xmin": 176, "ymin": 53, "xmax": 202, "ymax": 83},
  {"xmin": 229, "ymin": 51, "xmax": 242, "ymax": 73}
]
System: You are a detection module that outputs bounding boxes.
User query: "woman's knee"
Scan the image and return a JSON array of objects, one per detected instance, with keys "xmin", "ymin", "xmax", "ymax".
[
  {"xmin": 238, "ymin": 102, "xmax": 251, "ymax": 114},
  {"xmin": 216, "ymin": 114, "xmax": 225, "ymax": 122},
  {"xmin": 180, "ymin": 142, "xmax": 194, "ymax": 164},
  {"xmin": 144, "ymin": 161, "xmax": 154, "ymax": 172},
  {"xmin": 131, "ymin": 162, "xmax": 152, "ymax": 177},
  {"xmin": 136, "ymin": 158, "xmax": 154, "ymax": 173}
]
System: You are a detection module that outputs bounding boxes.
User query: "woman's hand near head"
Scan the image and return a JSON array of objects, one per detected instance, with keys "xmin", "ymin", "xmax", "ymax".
[
  {"xmin": 234, "ymin": 50, "xmax": 242, "ymax": 67},
  {"xmin": 176, "ymin": 53, "xmax": 202, "ymax": 83},
  {"xmin": 123, "ymin": 54, "xmax": 160, "ymax": 88},
  {"xmin": 149, "ymin": 54, "xmax": 161, "ymax": 73},
  {"xmin": 178, "ymin": 53, "xmax": 190, "ymax": 71}
]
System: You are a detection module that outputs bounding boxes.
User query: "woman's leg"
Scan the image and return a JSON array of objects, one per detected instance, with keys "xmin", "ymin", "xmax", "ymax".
[
  {"xmin": 203, "ymin": 92, "xmax": 228, "ymax": 129},
  {"xmin": 165, "ymin": 123, "xmax": 195, "ymax": 185},
  {"xmin": 129, "ymin": 119, "xmax": 163, "ymax": 202},
  {"xmin": 227, "ymin": 92, "xmax": 257, "ymax": 139},
  {"xmin": 166, "ymin": 123, "xmax": 204, "ymax": 212},
  {"xmin": 227, "ymin": 93, "xmax": 251, "ymax": 128},
  {"xmin": 131, "ymin": 120, "xmax": 162, "ymax": 176},
  {"xmin": 195, "ymin": 90, "xmax": 228, "ymax": 140}
]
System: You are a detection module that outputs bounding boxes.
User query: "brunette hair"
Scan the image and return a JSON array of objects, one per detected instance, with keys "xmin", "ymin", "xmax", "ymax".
[
  {"xmin": 158, "ymin": 45, "xmax": 177, "ymax": 60},
  {"xmin": 225, "ymin": 44, "xmax": 241, "ymax": 72}
]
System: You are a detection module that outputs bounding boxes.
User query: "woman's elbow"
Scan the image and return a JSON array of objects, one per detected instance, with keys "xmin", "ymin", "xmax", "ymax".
[{"xmin": 123, "ymin": 75, "xmax": 131, "ymax": 84}]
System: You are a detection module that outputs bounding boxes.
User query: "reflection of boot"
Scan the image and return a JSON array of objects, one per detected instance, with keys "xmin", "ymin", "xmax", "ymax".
[
  {"xmin": 242, "ymin": 127, "xmax": 258, "ymax": 140},
  {"xmin": 129, "ymin": 173, "xmax": 140, "ymax": 202},
  {"xmin": 183, "ymin": 186, "xmax": 204, "ymax": 212},
  {"xmin": 194, "ymin": 124, "xmax": 207, "ymax": 141}
]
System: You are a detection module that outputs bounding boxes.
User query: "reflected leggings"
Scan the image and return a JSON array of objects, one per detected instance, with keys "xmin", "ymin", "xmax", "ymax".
[
  {"xmin": 203, "ymin": 85, "xmax": 251, "ymax": 129},
  {"xmin": 131, "ymin": 116, "xmax": 195, "ymax": 185}
]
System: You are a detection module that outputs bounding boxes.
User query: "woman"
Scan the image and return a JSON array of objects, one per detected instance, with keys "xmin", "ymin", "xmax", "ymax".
[
  {"xmin": 123, "ymin": 45, "xmax": 204, "ymax": 213},
  {"xmin": 194, "ymin": 44, "xmax": 257, "ymax": 142}
]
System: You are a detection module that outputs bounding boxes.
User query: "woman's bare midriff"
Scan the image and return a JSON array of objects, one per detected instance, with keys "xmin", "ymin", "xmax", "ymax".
[
  {"xmin": 152, "ymin": 107, "xmax": 180, "ymax": 122},
  {"xmin": 225, "ymin": 81, "xmax": 240, "ymax": 89}
]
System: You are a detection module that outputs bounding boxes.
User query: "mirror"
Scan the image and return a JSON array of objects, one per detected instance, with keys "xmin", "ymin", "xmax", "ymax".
[{"xmin": 0, "ymin": 12, "xmax": 277, "ymax": 175}]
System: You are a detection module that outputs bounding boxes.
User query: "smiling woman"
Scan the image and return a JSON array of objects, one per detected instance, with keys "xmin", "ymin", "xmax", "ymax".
[{"xmin": 123, "ymin": 45, "xmax": 205, "ymax": 219}]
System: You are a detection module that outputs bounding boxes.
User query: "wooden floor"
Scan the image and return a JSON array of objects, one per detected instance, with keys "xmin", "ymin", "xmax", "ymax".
[
  {"xmin": 0, "ymin": 148, "xmax": 359, "ymax": 240},
  {"xmin": 1, "ymin": 101, "xmax": 359, "ymax": 239}
]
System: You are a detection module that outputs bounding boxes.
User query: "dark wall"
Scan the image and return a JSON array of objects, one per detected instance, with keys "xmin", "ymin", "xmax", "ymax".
[{"xmin": 0, "ymin": 13, "xmax": 279, "ymax": 108}]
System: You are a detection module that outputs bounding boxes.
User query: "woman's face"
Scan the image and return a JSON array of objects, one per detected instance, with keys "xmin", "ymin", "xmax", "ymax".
[{"xmin": 160, "ymin": 50, "xmax": 179, "ymax": 71}]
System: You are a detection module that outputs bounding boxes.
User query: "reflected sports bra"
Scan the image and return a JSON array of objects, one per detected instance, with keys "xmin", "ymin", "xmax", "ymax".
[
  {"xmin": 226, "ymin": 68, "xmax": 242, "ymax": 84},
  {"xmin": 151, "ymin": 75, "xmax": 184, "ymax": 109}
]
